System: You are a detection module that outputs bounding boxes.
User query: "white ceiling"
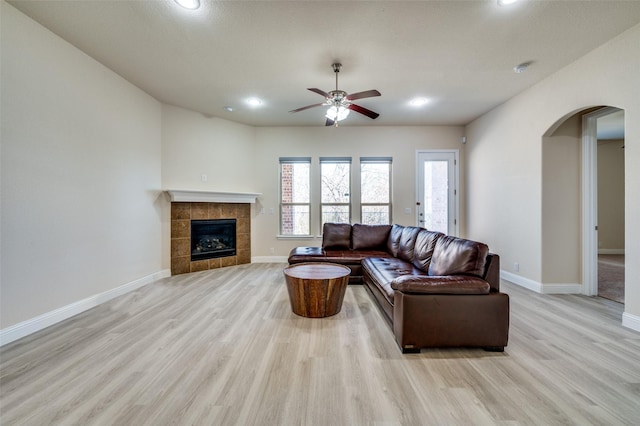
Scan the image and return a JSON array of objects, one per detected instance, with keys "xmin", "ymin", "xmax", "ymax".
[{"xmin": 8, "ymin": 0, "xmax": 640, "ymax": 127}]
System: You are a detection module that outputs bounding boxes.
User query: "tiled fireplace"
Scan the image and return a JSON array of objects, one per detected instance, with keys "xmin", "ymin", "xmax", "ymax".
[{"xmin": 168, "ymin": 190, "xmax": 260, "ymax": 275}]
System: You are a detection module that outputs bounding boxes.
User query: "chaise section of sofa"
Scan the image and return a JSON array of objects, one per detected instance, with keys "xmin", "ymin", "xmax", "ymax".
[{"xmin": 288, "ymin": 223, "xmax": 393, "ymax": 283}]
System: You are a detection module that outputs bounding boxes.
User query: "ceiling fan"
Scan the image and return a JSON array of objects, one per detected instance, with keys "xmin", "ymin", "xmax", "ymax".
[{"xmin": 289, "ymin": 63, "xmax": 381, "ymax": 126}]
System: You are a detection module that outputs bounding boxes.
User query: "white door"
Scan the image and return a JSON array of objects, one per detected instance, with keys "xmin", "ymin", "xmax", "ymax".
[{"xmin": 416, "ymin": 151, "xmax": 458, "ymax": 235}]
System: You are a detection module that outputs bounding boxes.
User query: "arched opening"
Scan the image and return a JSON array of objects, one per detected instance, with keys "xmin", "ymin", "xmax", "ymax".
[{"xmin": 541, "ymin": 106, "xmax": 625, "ymax": 302}]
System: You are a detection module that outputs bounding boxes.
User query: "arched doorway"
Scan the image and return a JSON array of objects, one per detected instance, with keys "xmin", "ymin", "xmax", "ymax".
[
  {"xmin": 583, "ymin": 107, "xmax": 625, "ymax": 302},
  {"xmin": 541, "ymin": 106, "xmax": 625, "ymax": 302}
]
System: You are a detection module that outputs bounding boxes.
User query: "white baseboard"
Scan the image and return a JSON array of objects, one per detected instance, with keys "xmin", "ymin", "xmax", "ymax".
[
  {"xmin": 500, "ymin": 271, "xmax": 542, "ymax": 292},
  {"xmin": 598, "ymin": 249, "xmax": 625, "ymax": 255},
  {"xmin": 539, "ymin": 283, "xmax": 583, "ymax": 294},
  {"xmin": 500, "ymin": 270, "xmax": 582, "ymax": 294},
  {"xmin": 622, "ymin": 312, "xmax": 640, "ymax": 333},
  {"xmin": 251, "ymin": 256, "xmax": 288, "ymax": 263},
  {"xmin": 503, "ymin": 271, "xmax": 638, "ymax": 332},
  {"xmin": 0, "ymin": 269, "xmax": 171, "ymax": 347}
]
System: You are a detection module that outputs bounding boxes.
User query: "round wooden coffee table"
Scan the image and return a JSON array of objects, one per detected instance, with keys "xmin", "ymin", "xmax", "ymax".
[{"xmin": 283, "ymin": 262, "xmax": 351, "ymax": 318}]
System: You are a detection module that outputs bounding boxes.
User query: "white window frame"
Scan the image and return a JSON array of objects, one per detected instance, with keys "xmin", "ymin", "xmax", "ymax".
[
  {"xmin": 279, "ymin": 157, "xmax": 312, "ymax": 237},
  {"xmin": 319, "ymin": 157, "xmax": 352, "ymax": 227},
  {"xmin": 360, "ymin": 157, "xmax": 392, "ymax": 225}
]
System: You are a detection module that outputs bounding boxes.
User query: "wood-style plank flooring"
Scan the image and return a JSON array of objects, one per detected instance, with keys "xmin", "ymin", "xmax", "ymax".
[{"xmin": 1, "ymin": 263, "xmax": 640, "ymax": 425}]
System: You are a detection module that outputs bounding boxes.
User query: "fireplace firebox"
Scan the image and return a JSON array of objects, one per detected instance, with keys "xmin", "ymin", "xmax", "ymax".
[{"xmin": 191, "ymin": 219, "xmax": 236, "ymax": 261}]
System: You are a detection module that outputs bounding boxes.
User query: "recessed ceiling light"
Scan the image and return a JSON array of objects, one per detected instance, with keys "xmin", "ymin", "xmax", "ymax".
[
  {"xmin": 409, "ymin": 98, "xmax": 430, "ymax": 107},
  {"xmin": 497, "ymin": 0, "xmax": 519, "ymax": 6},
  {"xmin": 174, "ymin": 0, "xmax": 200, "ymax": 10},
  {"xmin": 247, "ymin": 98, "xmax": 263, "ymax": 107},
  {"xmin": 223, "ymin": 106, "xmax": 234, "ymax": 112}
]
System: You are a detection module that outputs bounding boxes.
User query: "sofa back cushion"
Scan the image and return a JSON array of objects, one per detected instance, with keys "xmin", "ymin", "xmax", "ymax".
[
  {"xmin": 412, "ymin": 229, "xmax": 444, "ymax": 271},
  {"xmin": 322, "ymin": 223, "xmax": 352, "ymax": 250},
  {"xmin": 386, "ymin": 224, "xmax": 404, "ymax": 257},
  {"xmin": 397, "ymin": 226, "xmax": 422, "ymax": 263},
  {"xmin": 352, "ymin": 224, "xmax": 392, "ymax": 250},
  {"xmin": 428, "ymin": 235, "xmax": 489, "ymax": 278}
]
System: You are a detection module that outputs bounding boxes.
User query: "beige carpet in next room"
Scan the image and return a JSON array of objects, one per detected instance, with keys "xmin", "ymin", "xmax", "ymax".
[{"xmin": 598, "ymin": 254, "xmax": 625, "ymax": 304}]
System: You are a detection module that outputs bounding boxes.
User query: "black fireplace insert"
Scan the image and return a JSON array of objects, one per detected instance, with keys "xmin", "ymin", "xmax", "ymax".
[{"xmin": 191, "ymin": 219, "xmax": 236, "ymax": 261}]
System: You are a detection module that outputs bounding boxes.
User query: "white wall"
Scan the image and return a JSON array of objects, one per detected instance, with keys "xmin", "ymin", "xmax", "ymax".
[
  {"xmin": 158, "ymin": 110, "xmax": 465, "ymax": 259},
  {"xmin": 466, "ymin": 23, "xmax": 640, "ymax": 323},
  {"xmin": 251, "ymin": 126, "xmax": 465, "ymax": 258},
  {"xmin": 1, "ymin": 4, "xmax": 164, "ymax": 329},
  {"xmin": 161, "ymin": 104, "xmax": 256, "ymax": 192},
  {"xmin": 160, "ymin": 104, "xmax": 256, "ymax": 268},
  {"xmin": 541, "ymin": 114, "xmax": 581, "ymax": 284}
]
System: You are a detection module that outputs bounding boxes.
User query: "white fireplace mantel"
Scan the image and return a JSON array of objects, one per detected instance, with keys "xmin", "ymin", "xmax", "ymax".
[{"xmin": 165, "ymin": 189, "xmax": 261, "ymax": 204}]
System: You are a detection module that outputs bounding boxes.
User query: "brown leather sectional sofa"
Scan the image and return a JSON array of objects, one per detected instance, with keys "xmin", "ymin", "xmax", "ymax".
[{"xmin": 288, "ymin": 223, "xmax": 510, "ymax": 353}]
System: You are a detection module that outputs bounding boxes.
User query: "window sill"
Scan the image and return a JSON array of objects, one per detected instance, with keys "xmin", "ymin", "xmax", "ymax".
[{"xmin": 277, "ymin": 235, "xmax": 316, "ymax": 240}]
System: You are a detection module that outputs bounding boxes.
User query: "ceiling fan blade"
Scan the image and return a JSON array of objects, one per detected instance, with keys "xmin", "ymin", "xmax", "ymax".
[
  {"xmin": 346, "ymin": 89, "xmax": 381, "ymax": 101},
  {"xmin": 289, "ymin": 103, "xmax": 324, "ymax": 113},
  {"xmin": 348, "ymin": 103, "xmax": 380, "ymax": 119},
  {"xmin": 325, "ymin": 117, "xmax": 335, "ymax": 127},
  {"xmin": 308, "ymin": 88, "xmax": 330, "ymax": 98}
]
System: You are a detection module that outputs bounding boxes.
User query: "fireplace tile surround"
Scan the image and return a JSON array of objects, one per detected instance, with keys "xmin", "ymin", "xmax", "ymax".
[{"xmin": 171, "ymin": 202, "xmax": 251, "ymax": 275}]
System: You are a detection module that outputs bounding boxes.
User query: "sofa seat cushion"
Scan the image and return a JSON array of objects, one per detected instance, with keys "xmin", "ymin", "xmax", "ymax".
[
  {"xmin": 323, "ymin": 249, "xmax": 390, "ymax": 263},
  {"xmin": 390, "ymin": 275, "xmax": 490, "ymax": 295},
  {"xmin": 362, "ymin": 257, "xmax": 428, "ymax": 303}
]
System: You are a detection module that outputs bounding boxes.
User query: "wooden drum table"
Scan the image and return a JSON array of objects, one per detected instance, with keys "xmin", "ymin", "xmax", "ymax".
[{"xmin": 283, "ymin": 262, "xmax": 351, "ymax": 318}]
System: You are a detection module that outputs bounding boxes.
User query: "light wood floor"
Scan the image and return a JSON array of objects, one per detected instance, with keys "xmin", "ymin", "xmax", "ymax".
[{"xmin": 1, "ymin": 263, "xmax": 639, "ymax": 425}]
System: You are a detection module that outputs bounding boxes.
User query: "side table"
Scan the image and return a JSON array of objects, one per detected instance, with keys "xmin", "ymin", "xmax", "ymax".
[{"xmin": 283, "ymin": 262, "xmax": 351, "ymax": 318}]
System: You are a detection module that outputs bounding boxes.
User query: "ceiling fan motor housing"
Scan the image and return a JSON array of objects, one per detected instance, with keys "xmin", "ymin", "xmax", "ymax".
[{"xmin": 329, "ymin": 90, "xmax": 347, "ymax": 103}]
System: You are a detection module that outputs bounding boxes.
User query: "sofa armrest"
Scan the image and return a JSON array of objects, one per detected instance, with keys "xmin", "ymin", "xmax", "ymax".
[
  {"xmin": 484, "ymin": 253, "xmax": 501, "ymax": 292},
  {"xmin": 390, "ymin": 275, "xmax": 490, "ymax": 295}
]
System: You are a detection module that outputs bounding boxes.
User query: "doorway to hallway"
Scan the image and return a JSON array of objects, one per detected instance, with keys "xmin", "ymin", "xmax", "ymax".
[{"xmin": 583, "ymin": 107, "xmax": 625, "ymax": 303}]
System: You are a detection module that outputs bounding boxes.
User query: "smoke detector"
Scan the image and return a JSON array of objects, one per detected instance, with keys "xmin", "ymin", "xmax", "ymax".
[{"xmin": 514, "ymin": 61, "xmax": 532, "ymax": 74}]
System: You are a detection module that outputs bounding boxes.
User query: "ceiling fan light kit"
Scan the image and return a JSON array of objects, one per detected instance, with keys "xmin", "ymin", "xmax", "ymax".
[
  {"xmin": 326, "ymin": 105, "xmax": 350, "ymax": 121},
  {"xmin": 290, "ymin": 62, "xmax": 381, "ymax": 127}
]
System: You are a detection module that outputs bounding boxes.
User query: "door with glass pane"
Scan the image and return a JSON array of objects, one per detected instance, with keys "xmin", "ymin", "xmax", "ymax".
[{"xmin": 416, "ymin": 151, "xmax": 458, "ymax": 235}]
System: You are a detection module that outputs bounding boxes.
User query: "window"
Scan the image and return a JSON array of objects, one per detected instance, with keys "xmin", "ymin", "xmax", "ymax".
[
  {"xmin": 360, "ymin": 157, "xmax": 392, "ymax": 225},
  {"xmin": 320, "ymin": 157, "xmax": 351, "ymax": 226},
  {"xmin": 279, "ymin": 157, "xmax": 311, "ymax": 235}
]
